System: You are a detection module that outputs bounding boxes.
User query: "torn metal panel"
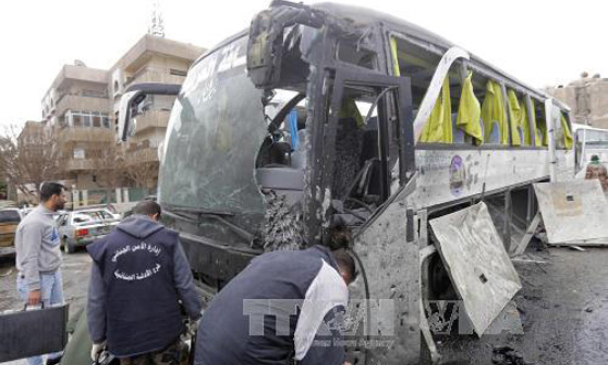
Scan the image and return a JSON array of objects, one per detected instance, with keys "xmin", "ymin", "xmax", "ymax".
[
  {"xmin": 348, "ymin": 201, "xmax": 420, "ymax": 365},
  {"xmin": 429, "ymin": 202, "xmax": 522, "ymax": 337},
  {"xmin": 560, "ymin": 237, "xmax": 608, "ymax": 246},
  {"xmin": 534, "ymin": 180, "xmax": 608, "ymax": 244},
  {"xmin": 457, "ymin": 300, "xmax": 523, "ymax": 336}
]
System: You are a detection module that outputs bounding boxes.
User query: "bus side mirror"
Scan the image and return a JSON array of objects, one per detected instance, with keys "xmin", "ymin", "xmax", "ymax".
[
  {"xmin": 117, "ymin": 83, "xmax": 181, "ymax": 142},
  {"xmin": 117, "ymin": 90, "xmax": 145, "ymax": 142},
  {"xmin": 247, "ymin": 2, "xmax": 324, "ymax": 88}
]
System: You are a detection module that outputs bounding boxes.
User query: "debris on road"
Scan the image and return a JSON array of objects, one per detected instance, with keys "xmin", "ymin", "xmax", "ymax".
[{"xmin": 492, "ymin": 346, "xmax": 535, "ymax": 365}]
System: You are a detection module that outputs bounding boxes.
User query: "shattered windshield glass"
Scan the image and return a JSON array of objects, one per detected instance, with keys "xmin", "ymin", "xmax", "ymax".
[{"xmin": 159, "ymin": 35, "xmax": 267, "ymax": 214}]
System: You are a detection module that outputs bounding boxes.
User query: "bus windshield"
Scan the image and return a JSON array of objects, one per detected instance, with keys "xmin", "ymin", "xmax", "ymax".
[{"xmin": 159, "ymin": 35, "xmax": 267, "ymax": 214}]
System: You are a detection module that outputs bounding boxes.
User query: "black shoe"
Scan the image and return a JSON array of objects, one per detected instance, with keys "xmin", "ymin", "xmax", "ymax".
[{"xmin": 46, "ymin": 355, "xmax": 63, "ymax": 365}]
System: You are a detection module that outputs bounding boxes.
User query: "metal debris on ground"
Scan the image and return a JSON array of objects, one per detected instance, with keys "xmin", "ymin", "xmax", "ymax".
[
  {"xmin": 492, "ymin": 346, "xmax": 535, "ymax": 365},
  {"xmin": 534, "ymin": 180, "xmax": 608, "ymax": 245},
  {"xmin": 430, "ymin": 202, "xmax": 522, "ymax": 337}
]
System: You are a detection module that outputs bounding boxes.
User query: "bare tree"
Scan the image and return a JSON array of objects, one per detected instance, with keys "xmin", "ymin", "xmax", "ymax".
[
  {"xmin": 89, "ymin": 142, "xmax": 127, "ymax": 194},
  {"xmin": 0, "ymin": 123, "xmax": 64, "ymax": 202},
  {"xmin": 125, "ymin": 161, "xmax": 159, "ymax": 190}
]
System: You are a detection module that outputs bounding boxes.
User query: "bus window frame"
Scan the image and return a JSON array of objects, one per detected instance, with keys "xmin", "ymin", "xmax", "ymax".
[
  {"xmin": 324, "ymin": 68, "xmax": 415, "ymax": 203},
  {"xmin": 386, "ymin": 30, "xmax": 561, "ymax": 151}
]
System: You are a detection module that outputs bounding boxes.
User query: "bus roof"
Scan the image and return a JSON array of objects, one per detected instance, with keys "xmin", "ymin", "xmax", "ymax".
[
  {"xmin": 572, "ymin": 122, "xmax": 608, "ymax": 132},
  {"xmin": 193, "ymin": 1, "xmax": 569, "ymax": 111},
  {"xmin": 313, "ymin": 2, "xmax": 569, "ymax": 110}
]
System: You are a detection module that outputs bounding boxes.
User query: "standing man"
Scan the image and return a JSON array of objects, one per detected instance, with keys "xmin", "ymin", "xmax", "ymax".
[
  {"xmin": 15, "ymin": 182, "xmax": 67, "ymax": 365},
  {"xmin": 194, "ymin": 237, "xmax": 356, "ymax": 365},
  {"xmin": 87, "ymin": 201, "xmax": 202, "ymax": 365},
  {"xmin": 585, "ymin": 154, "xmax": 608, "ymax": 192}
]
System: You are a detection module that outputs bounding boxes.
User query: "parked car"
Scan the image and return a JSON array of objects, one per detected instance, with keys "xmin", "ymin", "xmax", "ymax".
[
  {"xmin": 0, "ymin": 208, "xmax": 23, "ymax": 258},
  {"xmin": 57, "ymin": 208, "xmax": 120, "ymax": 253}
]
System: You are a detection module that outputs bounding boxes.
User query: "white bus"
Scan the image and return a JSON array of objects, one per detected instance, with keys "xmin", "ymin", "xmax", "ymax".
[
  {"xmin": 118, "ymin": 2, "xmax": 575, "ymax": 363},
  {"xmin": 573, "ymin": 123, "xmax": 608, "ymax": 175}
]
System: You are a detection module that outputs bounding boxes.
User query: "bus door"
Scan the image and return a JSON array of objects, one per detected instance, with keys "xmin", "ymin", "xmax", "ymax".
[{"xmin": 319, "ymin": 68, "xmax": 421, "ymax": 364}]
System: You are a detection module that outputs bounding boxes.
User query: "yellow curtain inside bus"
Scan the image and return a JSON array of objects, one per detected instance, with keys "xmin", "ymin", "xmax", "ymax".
[
  {"xmin": 481, "ymin": 80, "xmax": 508, "ymax": 145},
  {"xmin": 419, "ymin": 78, "xmax": 452, "ymax": 143},
  {"xmin": 507, "ymin": 90, "xmax": 523, "ymax": 146},
  {"xmin": 531, "ymin": 99, "xmax": 548, "ymax": 146},
  {"xmin": 520, "ymin": 98, "xmax": 532, "ymax": 146},
  {"xmin": 390, "ymin": 36, "xmax": 401, "ymax": 77},
  {"xmin": 338, "ymin": 98, "xmax": 364, "ymax": 129},
  {"xmin": 524, "ymin": 98, "xmax": 541, "ymax": 147},
  {"xmin": 561, "ymin": 113, "xmax": 573, "ymax": 149},
  {"xmin": 456, "ymin": 72, "xmax": 483, "ymax": 145}
]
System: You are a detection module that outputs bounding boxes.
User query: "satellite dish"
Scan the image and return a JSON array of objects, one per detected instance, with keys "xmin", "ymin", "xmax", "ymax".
[{"xmin": 74, "ymin": 60, "xmax": 87, "ymax": 67}]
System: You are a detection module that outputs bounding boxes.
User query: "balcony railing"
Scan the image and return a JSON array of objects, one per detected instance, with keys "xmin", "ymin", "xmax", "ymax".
[
  {"xmin": 59, "ymin": 128, "xmax": 115, "ymax": 143},
  {"xmin": 134, "ymin": 110, "xmax": 171, "ymax": 134},
  {"xmin": 65, "ymin": 159, "xmax": 95, "ymax": 172},
  {"xmin": 125, "ymin": 148, "xmax": 158, "ymax": 166},
  {"xmin": 56, "ymin": 95, "xmax": 111, "ymax": 116},
  {"xmin": 125, "ymin": 68, "xmax": 185, "ymax": 89}
]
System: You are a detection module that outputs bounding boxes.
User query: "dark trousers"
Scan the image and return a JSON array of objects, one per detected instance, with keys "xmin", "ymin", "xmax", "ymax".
[{"xmin": 119, "ymin": 340, "xmax": 188, "ymax": 365}]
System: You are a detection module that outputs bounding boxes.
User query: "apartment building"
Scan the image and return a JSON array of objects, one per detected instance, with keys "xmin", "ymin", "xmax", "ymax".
[
  {"xmin": 109, "ymin": 35, "xmax": 204, "ymax": 188},
  {"xmin": 41, "ymin": 64, "xmax": 114, "ymax": 191},
  {"xmin": 38, "ymin": 35, "xmax": 204, "ymax": 197},
  {"xmin": 547, "ymin": 72, "xmax": 608, "ymax": 128}
]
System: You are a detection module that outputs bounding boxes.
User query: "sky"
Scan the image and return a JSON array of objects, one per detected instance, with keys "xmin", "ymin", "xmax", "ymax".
[{"xmin": 0, "ymin": 0, "xmax": 606, "ymax": 127}]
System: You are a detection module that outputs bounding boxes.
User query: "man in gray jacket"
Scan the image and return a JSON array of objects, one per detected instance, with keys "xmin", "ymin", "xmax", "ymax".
[
  {"xmin": 15, "ymin": 182, "xmax": 67, "ymax": 365},
  {"xmin": 87, "ymin": 201, "xmax": 202, "ymax": 365}
]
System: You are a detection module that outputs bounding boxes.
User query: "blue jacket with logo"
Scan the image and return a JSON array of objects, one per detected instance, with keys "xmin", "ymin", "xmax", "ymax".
[{"xmin": 87, "ymin": 215, "xmax": 202, "ymax": 358}]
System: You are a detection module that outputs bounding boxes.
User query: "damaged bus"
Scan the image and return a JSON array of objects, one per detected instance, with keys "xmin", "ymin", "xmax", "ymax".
[{"xmin": 118, "ymin": 1, "xmax": 574, "ymax": 363}]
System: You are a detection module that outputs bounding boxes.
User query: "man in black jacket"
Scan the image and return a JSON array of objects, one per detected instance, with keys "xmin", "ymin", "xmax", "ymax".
[
  {"xmin": 194, "ymin": 239, "xmax": 356, "ymax": 365},
  {"xmin": 87, "ymin": 201, "xmax": 202, "ymax": 365}
]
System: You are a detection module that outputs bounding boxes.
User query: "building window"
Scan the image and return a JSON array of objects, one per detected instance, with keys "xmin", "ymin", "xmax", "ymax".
[
  {"xmin": 67, "ymin": 111, "xmax": 112, "ymax": 129},
  {"xmin": 73, "ymin": 148, "xmax": 85, "ymax": 159},
  {"xmin": 73, "ymin": 112, "xmax": 83, "ymax": 127},
  {"xmin": 92, "ymin": 112, "xmax": 101, "ymax": 128},
  {"xmin": 82, "ymin": 89, "xmax": 107, "ymax": 98},
  {"xmin": 83, "ymin": 113, "xmax": 92, "ymax": 128},
  {"xmin": 169, "ymin": 68, "xmax": 187, "ymax": 77},
  {"xmin": 102, "ymin": 113, "xmax": 110, "ymax": 129}
]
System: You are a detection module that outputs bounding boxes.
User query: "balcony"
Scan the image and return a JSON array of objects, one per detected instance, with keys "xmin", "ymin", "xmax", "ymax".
[
  {"xmin": 65, "ymin": 159, "xmax": 95, "ymax": 172},
  {"xmin": 134, "ymin": 110, "xmax": 171, "ymax": 134},
  {"xmin": 125, "ymin": 147, "xmax": 158, "ymax": 166},
  {"xmin": 125, "ymin": 68, "xmax": 185, "ymax": 89},
  {"xmin": 56, "ymin": 94, "xmax": 111, "ymax": 116},
  {"xmin": 59, "ymin": 127, "xmax": 115, "ymax": 143}
]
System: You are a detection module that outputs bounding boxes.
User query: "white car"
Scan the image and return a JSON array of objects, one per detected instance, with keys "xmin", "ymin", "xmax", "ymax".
[{"xmin": 56, "ymin": 208, "xmax": 120, "ymax": 253}]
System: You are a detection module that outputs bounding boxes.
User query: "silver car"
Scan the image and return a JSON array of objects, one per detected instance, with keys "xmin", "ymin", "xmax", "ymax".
[{"xmin": 57, "ymin": 209, "xmax": 120, "ymax": 253}]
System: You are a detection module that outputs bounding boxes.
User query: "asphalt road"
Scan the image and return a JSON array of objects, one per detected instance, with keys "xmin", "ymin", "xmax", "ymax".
[
  {"xmin": 2, "ymin": 244, "xmax": 608, "ymax": 364},
  {"xmin": 433, "ymin": 244, "xmax": 608, "ymax": 365},
  {"xmin": 0, "ymin": 250, "xmax": 92, "ymax": 365}
]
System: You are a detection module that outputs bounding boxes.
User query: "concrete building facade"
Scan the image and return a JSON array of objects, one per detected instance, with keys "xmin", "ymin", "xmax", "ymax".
[
  {"xmin": 109, "ymin": 35, "xmax": 204, "ymax": 189},
  {"xmin": 547, "ymin": 73, "xmax": 608, "ymax": 128},
  {"xmin": 42, "ymin": 64, "xmax": 114, "ymax": 191},
  {"xmin": 36, "ymin": 35, "xmax": 205, "ymax": 200}
]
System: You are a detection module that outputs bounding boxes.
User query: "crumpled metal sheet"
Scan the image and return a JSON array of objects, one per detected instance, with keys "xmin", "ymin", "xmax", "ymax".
[
  {"xmin": 534, "ymin": 180, "xmax": 608, "ymax": 244},
  {"xmin": 430, "ymin": 202, "xmax": 522, "ymax": 337},
  {"xmin": 348, "ymin": 201, "xmax": 420, "ymax": 365}
]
